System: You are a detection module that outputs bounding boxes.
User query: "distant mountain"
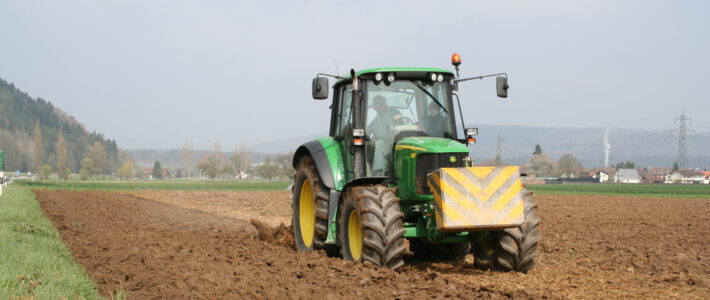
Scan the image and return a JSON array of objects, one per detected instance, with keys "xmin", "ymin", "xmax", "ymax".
[
  {"xmin": 0, "ymin": 77, "xmax": 119, "ymax": 172},
  {"xmin": 249, "ymin": 125, "xmax": 710, "ymax": 169},
  {"xmin": 127, "ymin": 125, "xmax": 709, "ymax": 170},
  {"xmin": 470, "ymin": 124, "xmax": 709, "ymax": 168}
]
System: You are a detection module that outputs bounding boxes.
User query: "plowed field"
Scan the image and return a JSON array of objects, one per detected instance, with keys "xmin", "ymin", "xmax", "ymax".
[{"xmin": 35, "ymin": 190, "xmax": 710, "ymax": 299}]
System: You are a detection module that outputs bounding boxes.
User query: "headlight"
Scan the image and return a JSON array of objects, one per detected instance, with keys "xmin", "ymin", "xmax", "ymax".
[
  {"xmin": 387, "ymin": 72, "xmax": 396, "ymax": 83},
  {"xmin": 374, "ymin": 73, "xmax": 383, "ymax": 81},
  {"xmin": 465, "ymin": 128, "xmax": 478, "ymax": 136},
  {"xmin": 429, "ymin": 73, "xmax": 437, "ymax": 82},
  {"xmin": 437, "ymin": 74, "xmax": 444, "ymax": 82}
]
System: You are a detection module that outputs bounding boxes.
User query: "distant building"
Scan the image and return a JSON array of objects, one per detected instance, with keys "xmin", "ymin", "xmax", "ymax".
[
  {"xmin": 638, "ymin": 168, "xmax": 665, "ymax": 184},
  {"xmin": 591, "ymin": 171, "xmax": 610, "ymax": 183},
  {"xmin": 667, "ymin": 170, "xmax": 705, "ymax": 184},
  {"xmin": 614, "ymin": 169, "xmax": 640, "ymax": 183},
  {"xmin": 588, "ymin": 167, "xmax": 616, "ymax": 183}
]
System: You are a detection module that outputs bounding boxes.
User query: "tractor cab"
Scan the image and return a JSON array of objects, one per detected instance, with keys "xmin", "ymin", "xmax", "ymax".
[{"xmin": 322, "ymin": 68, "xmax": 458, "ymax": 179}]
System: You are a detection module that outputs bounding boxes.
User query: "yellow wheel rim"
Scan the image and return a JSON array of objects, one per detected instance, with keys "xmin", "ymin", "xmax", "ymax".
[
  {"xmin": 480, "ymin": 239, "xmax": 495, "ymax": 256},
  {"xmin": 299, "ymin": 179, "xmax": 315, "ymax": 248},
  {"xmin": 348, "ymin": 210, "xmax": 363, "ymax": 260}
]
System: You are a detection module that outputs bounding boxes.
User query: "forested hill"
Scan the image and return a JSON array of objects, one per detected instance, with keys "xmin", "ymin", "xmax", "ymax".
[{"xmin": 0, "ymin": 77, "xmax": 119, "ymax": 172}]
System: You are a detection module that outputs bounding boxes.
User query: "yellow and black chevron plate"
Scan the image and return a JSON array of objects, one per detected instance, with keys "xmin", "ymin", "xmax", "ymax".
[{"xmin": 427, "ymin": 166, "xmax": 524, "ymax": 232}]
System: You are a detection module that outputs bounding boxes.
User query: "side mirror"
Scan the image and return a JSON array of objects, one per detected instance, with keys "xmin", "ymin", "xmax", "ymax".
[
  {"xmin": 312, "ymin": 77, "xmax": 329, "ymax": 100},
  {"xmin": 496, "ymin": 76, "xmax": 509, "ymax": 98}
]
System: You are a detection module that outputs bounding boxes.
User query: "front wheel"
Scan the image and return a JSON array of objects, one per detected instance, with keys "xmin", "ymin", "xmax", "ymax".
[
  {"xmin": 292, "ymin": 156, "xmax": 328, "ymax": 251},
  {"xmin": 339, "ymin": 184, "xmax": 406, "ymax": 270}
]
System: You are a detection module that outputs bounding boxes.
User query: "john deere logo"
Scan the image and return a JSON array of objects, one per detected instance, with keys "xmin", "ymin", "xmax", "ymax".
[{"xmin": 449, "ymin": 156, "xmax": 457, "ymax": 163}]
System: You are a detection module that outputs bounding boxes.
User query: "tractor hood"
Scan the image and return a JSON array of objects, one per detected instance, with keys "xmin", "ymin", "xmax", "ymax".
[{"xmin": 395, "ymin": 137, "xmax": 469, "ymax": 153}]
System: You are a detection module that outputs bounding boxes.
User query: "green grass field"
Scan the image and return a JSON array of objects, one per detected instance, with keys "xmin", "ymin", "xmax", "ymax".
[
  {"xmin": 527, "ymin": 183, "xmax": 710, "ymax": 198},
  {"xmin": 2, "ymin": 180, "xmax": 290, "ymax": 299},
  {"xmin": 15, "ymin": 179, "xmax": 292, "ymax": 192},
  {"xmin": 0, "ymin": 184, "xmax": 105, "ymax": 300}
]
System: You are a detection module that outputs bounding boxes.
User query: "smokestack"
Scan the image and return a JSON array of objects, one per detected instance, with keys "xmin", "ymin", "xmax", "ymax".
[{"xmin": 603, "ymin": 128, "xmax": 612, "ymax": 167}]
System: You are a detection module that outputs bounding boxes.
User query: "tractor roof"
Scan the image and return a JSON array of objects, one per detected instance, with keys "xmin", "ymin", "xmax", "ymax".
[{"xmin": 336, "ymin": 67, "xmax": 454, "ymax": 84}]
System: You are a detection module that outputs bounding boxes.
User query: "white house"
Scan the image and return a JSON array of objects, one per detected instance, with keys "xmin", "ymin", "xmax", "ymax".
[
  {"xmin": 668, "ymin": 170, "xmax": 706, "ymax": 184},
  {"xmin": 592, "ymin": 171, "xmax": 610, "ymax": 183},
  {"xmin": 614, "ymin": 169, "xmax": 640, "ymax": 183}
]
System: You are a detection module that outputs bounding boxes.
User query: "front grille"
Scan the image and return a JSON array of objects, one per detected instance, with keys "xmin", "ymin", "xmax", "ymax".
[{"xmin": 415, "ymin": 152, "xmax": 468, "ymax": 195}]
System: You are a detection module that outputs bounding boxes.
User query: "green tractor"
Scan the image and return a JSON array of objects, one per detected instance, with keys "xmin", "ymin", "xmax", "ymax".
[{"xmin": 292, "ymin": 53, "xmax": 540, "ymax": 272}]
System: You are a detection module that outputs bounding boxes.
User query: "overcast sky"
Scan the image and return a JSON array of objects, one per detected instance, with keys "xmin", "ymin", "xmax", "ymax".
[{"xmin": 1, "ymin": 0, "xmax": 708, "ymax": 150}]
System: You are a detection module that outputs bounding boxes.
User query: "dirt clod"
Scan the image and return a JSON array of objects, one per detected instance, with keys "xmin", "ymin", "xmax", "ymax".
[{"xmin": 250, "ymin": 219, "xmax": 294, "ymax": 248}]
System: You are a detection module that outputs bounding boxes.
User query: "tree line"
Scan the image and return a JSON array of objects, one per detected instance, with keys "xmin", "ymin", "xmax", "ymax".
[
  {"xmin": 181, "ymin": 141, "xmax": 294, "ymax": 181},
  {"xmin": 479, "ymin": 143, "xmax": 586, "ymax": 178},
  {"xmin": 0, "ymin": 78, "xmax": 119, "ymax": 174},
  {"xmin": 112, "ymin": 141, "xmax": 294, "ymax": 181},
  {"xmin": 482, "ymin": 143, "xmax": 645, "ymax": 178}
]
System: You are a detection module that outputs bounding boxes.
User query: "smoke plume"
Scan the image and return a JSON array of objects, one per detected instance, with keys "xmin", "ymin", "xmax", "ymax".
[{"xmin": 603, "ymin": 128, "xmax": 612, "ymax": 167}]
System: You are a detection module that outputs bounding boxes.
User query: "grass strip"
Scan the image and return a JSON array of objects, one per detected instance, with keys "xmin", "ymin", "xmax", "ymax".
[
  {"xmin": 0, "ymin": 184, "xmax": 104, "ymax": 300},
  {"xmin": 527, "ymin": 183, "xmax": 710, "ymax": 199}
]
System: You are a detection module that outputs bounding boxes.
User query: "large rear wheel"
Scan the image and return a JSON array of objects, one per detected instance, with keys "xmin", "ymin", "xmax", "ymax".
[
  {"xmin": 339, "ymin": 184, "xmax": 406, "ymax": 270},
  {"xmin": 471, "ymin": 235, "xmax": 496, "ymax": 270},
  {"xmin": 470, "ymin": 190, "xmax": 540, "ymax": 273},
  {"xmin": 292, "ymin": 156, "xmax": 329, "ymax": 251}
]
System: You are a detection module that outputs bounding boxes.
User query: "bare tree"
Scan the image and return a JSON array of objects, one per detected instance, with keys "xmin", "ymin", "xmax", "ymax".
[
  {"xmin": 231, "ymin": 141, "xmax": 251, "ymax": 180},
  {"xmin": 180, "ymin": 141, "xmax": 194, "ymax": 178},
  {"xmin": 253, "ymin": 155, "xmax": 279, "ymax": 180},
  {"xmin": 56, "ymin": 129, "xmax": 69, "ymax": 180},
  {"xmin": 80, "ymin": 157, "xmax": 95, "ymax": 180},
  {"xmin": 529, "ymin": 154, "xmax": 559, "ymax": 177},
  {"xmin": 87, "ymin": 141, "xmax": 109, "ymax": 175},
  {"xmin": 197, "ymin": 143, "xmax": 230, "ymax": 180},
  {"xmin": 213, "ymin": 142, "xmax": 230, "ymax": 180},
  {"xmin": 0, "ymin": 129, "xmax": 32, "ymax": 172},
  {"xmin": 40, "ymin": 164, "xmax": 53, "ymax": 180},
  {"xmin": 32, "ymin": 120, "xmax": 43, "ymax": 173},
  {"xmin": 117, "ymin": 161, "xmax": 134, "ymax": 180},
  {"xmin": 558, "ymin": 154, "xmax": 584, "ymax": 178},
  {"xmin": 276, "ymin": 152, "xmax": 295, "ymax": 179},
  {"xmin": 197, "ymin": 155, "xmax": 217, "ymax": 179}
]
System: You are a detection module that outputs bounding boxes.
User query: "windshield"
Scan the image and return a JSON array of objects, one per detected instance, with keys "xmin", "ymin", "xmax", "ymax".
[
  {"xmin": 364, "ymin": 80, "xmax": 453, "ymax": 176},
  {"xmin": 366, "ymin": 80, "xmax": 453, "ymax": 139}
]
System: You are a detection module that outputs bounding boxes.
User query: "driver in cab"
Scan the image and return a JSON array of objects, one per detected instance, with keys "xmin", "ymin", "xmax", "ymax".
[{"xmin": 367, "ymin": 95, "xmax": 404, "ymax": 176}]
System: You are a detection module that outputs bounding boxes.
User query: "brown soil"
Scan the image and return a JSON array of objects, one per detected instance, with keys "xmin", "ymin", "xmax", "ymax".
[
  {"xmin": 128, "ymin": 190, "xmax": 292, "ymax": 227},
  {"xmin": 35, "ymin": 190, "xmax": 710, "ymax": 299}
]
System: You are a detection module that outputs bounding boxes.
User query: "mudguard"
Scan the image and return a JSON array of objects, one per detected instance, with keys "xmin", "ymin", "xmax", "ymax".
[{"xmin": 293, "ymin": 138, "xmax": 346, "ymax": 191}]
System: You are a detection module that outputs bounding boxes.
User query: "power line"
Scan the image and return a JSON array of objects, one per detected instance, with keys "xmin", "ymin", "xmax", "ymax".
[
  {"xmin": 671, "ymin": 110, "xmax": 695, "ymax": 169},
  {"xmin": 495, "ymin": 134, "xmax": 505, "ymax": 165},
  {"xmin": 611, "ymin": 140, "xmax": 675, "ymax": 153}
]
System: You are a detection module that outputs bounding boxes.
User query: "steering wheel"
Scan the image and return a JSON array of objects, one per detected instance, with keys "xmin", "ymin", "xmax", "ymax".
[{"xmin": 393, "ymin": 114, "xmax": 413, "ymax": 126}]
